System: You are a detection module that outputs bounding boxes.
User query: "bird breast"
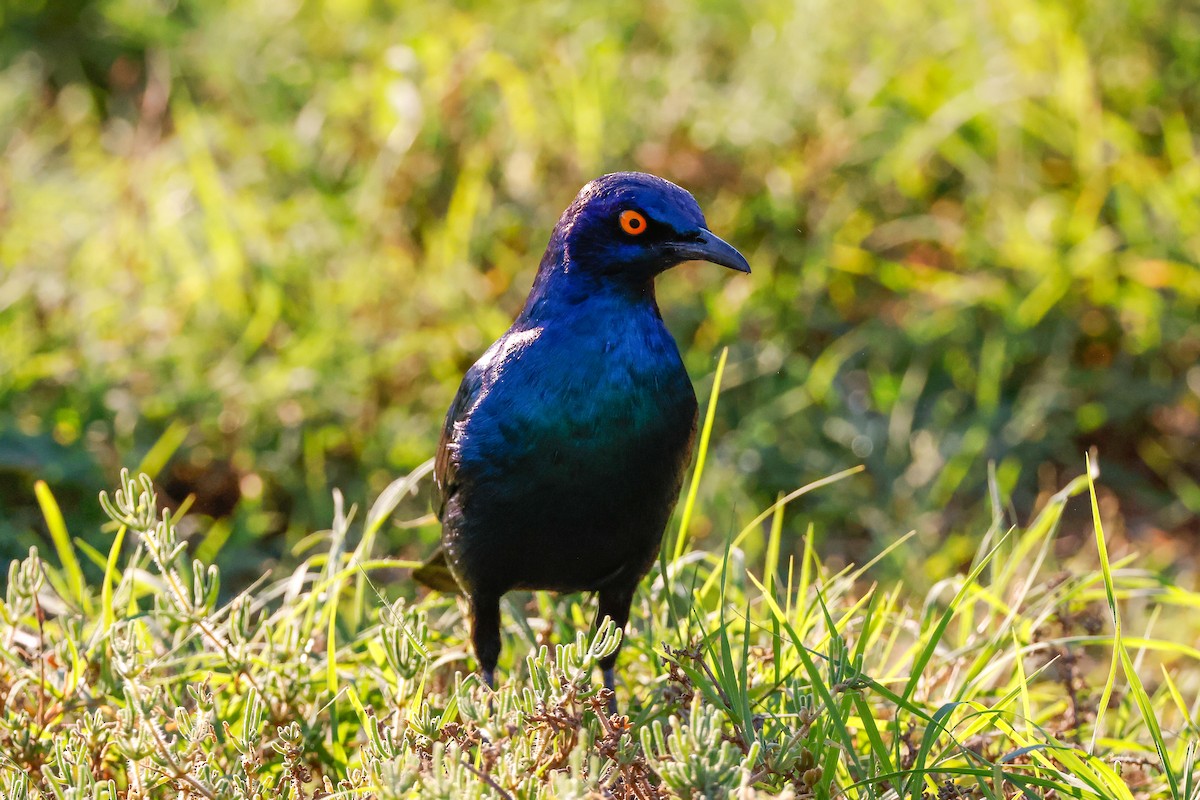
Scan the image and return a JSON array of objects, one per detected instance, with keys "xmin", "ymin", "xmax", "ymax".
[{"xmin": 461, "ymin": 308, "xmax": 697, "ymax": 480}]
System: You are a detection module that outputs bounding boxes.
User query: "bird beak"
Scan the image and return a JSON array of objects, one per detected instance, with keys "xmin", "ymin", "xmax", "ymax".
[{"xmin": 672, "ymin": 229, "xmax": 751, "ymax": 273}]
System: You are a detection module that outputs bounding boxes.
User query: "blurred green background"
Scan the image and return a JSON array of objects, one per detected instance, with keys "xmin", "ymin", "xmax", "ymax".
[{"xmin": 2, "ymin": 0, "xmax": 1198, "ymax": 585}]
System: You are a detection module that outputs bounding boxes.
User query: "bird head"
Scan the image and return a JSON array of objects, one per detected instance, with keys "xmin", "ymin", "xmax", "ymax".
[{"xmin": 547, "ymin": 172, "xmax": 751, "ymax": 284}]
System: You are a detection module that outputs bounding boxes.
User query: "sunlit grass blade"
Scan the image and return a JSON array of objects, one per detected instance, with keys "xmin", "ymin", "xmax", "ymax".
[
  {"xmin": 35, "ymin": 480, "xmax": 92, "ymax": 616},
  {"xmin": 1086, "ymin": 454, "xmax": 1182, "ymax": 798},
  {"xmin": 900, "ymin": 528, "xmax": 1011, "ymax": 702},
  {"xmin": 101, "ymin": 525, "xmax": 127, "ymax": 633},
  {"xmin": 1088, "ymin": 453, "xmax": 1121, "ymax": 757},
  {"xmin": 352, "ymin": 458, "xmax": 436, "ymax": 630},
  {"xmin": 136, "ymin": 419, "xmax": 190, "ymax": 480},
  {"xmin": 671, "ymin": 346, "xmax": 727, "ymax": 565},
  {"xmin": 697, "ymin": 465, "xmax": 865, "ymax": 600},
  {"xmin": 193, "ymin": 518, "xmax": 233, "ymax": 566}
]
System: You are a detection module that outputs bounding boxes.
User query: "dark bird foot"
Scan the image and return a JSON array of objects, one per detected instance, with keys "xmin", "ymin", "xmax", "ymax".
[{"xmin": 602, "ymin": 666, "xmax": 617, "ymax": 716}]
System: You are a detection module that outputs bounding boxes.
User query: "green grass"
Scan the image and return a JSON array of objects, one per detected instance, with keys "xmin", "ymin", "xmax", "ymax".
[
  {"xmin": 1, "ymin": 440, "xmax": 1197, "ymax": 797},
  {"xmin": 1, "ymin": 0, "xmax": 1197, "ymax": 581},
  {"xmin": 2, "ymin": 1, "xmax": 1198, "ymax": 795}
]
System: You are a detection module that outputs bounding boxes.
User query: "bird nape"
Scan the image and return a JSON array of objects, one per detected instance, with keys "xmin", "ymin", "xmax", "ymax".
[{"xmin": 413, "ymin": 171, "xmax": 750, "ymax": 714}]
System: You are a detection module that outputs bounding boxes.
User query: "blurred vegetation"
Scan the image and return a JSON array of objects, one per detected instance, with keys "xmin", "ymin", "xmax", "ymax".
[{"xmin": 2, "ymin": 0, "xmax": 1198, "ymax": 580}]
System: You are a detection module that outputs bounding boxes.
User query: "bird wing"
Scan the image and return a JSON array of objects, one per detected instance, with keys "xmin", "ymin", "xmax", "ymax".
[
  {"xmin": 416, "ymin": 362, "xmax": 485, "ymax": 595},
  {"xmin": 432, "ymin": 358, "xmax": 485, "ymax": 523}
]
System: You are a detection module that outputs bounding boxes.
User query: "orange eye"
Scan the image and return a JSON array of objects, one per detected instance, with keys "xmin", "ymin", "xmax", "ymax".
[{"xmin": 619, "ymin": 209, "xmax": 647, "ymax": 236}]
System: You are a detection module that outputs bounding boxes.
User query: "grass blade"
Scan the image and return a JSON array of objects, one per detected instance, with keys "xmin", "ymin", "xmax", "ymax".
[
  {"xmin": 35, "ymin": 480, "xmax": 92, "ymax": 616},
  {"xmin": 672, "ymin": 346, "xmax": 728, "ymax": 565}
]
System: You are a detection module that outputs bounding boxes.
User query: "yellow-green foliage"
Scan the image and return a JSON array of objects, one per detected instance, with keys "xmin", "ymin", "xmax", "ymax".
[
  {"xmin": 0, "ymin": 465, "xmax": 1197, "ymax": 798},
  {"xmin": 1, "ymin": 0, "xmax": 1197, "ymax": 575},
  {"xmin": 2, "ymin": 5, "xmax": 1198, "ymax": 792}
]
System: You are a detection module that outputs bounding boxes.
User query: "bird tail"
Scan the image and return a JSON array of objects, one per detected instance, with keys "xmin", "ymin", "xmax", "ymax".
[{"xmin": 411, "ymin": 546, "xmax": 463, "ymax": 593}]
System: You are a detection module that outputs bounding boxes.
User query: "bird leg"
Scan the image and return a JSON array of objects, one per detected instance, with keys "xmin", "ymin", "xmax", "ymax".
[
  {"xmin": 470, "ymin": 593, "xmax": 501, "ymax": 690},
  {"xmin": 595, "ymin": 587, "xmax": 635, "ymax": 716}
]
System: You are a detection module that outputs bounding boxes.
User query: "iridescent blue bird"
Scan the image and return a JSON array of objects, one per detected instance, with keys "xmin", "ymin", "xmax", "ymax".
[{"xmin": 415, "ymin": 172, "xmax": 750, "ymax": 709}]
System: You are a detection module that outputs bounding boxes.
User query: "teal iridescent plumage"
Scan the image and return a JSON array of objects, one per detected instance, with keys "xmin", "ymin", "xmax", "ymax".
[{"xmin": 415, "ymin": 172, "xmax": 749, "ymax": 709}]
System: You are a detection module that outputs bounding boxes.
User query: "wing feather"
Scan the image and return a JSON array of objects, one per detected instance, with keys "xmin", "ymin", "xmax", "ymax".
[{"xmin": 433, "ymin": 361, "xmax": 484, "ymax": 522}]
